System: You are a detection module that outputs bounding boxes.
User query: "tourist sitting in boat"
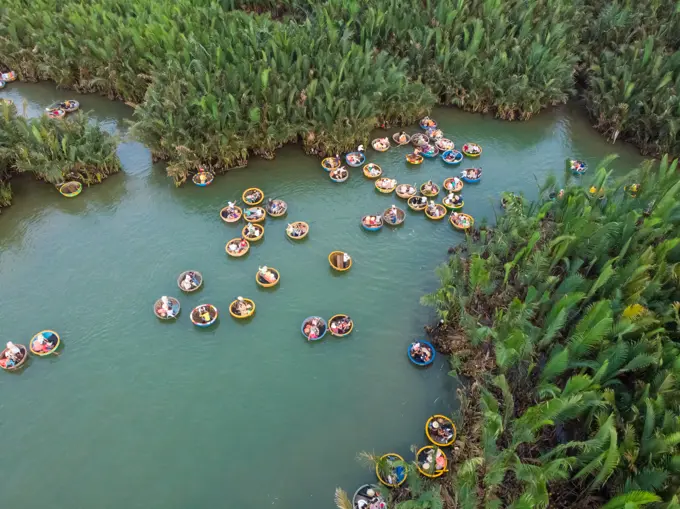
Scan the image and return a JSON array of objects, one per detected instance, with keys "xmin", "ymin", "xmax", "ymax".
[
  {"xmin": 443, "ymin": 151, "xmax": 459, "ymax": 163},
  {"xmin": 426, "ymin": 201, "xmax": 445, "ymax": 218},
  {"xmin": 445, "ymin": 193, "xmax": 463, "ymax": 206},
  {"xmin": 330, "ymin": 167, "xmax": 348, "ymax": 180},
  {"xmin": 245, "ymin": 189, "xmax": 262, "ymax": 203},
  {"xmin": 465, "ymin": 143, "xmax": 482, "ymax": 155},
  {"xmin": 376, "ymin": 178, "xmax": 397, "ymax": 190},
  {"xmin": 398, "ymin": 131, "xmax": 408, "ymax": 143},
  {"xmin": 410, "ymin": 342, "xmax": 432, "ymax": 363},
  {"xmin": 421, "ymin": 116, "xmax": 436, "ymax": 128},
  {"xmin": 416, "ymin": 195, "xmax": 427, "ymax": 207},
  {"xmin": 450, "ymin": 212, "xmax": 471, "ymax": 228},
  {"xmin": 366, "ymin": 164, "xmax": 382, "ymax": 177},
  {"xmin": 245, "ymin": 207, "xmax": 264, "ymax": 220},
  {"xmin": 303, "ymin": 317, "xmax": 324, "ymax": 340},
  {"xmin": 245, "ymin": 223, "xmax": 261, "ymax": 238},
  {"xmin": 571, "ymin": 159, "xmax": 586, "ymax": 172},
  {"xmin": 462, "ymin": 168, "xmax": 481, "ymax": 180},
  {"xmin": 429, "ymin": 417, "xmax": 455, "ymax": 444},
  {"xmin": 232, "ymin": 296, "xmax": 253, "ymax": 316},
  {"xmin": 222, "ymin": 202, "xmax": 240, "ymax": 220},
  {"xmin": 346, "ymin": 152, "xmax": 363, "ymax": 165},
  {"xmin": 363, "ymin": 215, "xmax": 383, "ymax": 227},
  {"xmin": 373, "ymin": 138, "xmax": 389, "ymax": 151},
  {"xmin": 196, "ymin": 305, "xmax": 213, "ymax": 324},
  {"xmin": 422, "ymin": 180, "xmax": 436, "ymax": 193},
  {"xmin": 384, "ymin": 205, "xmax": 400, "ymax": 223},
  {"xmin": 156, "ymin": 296, "xmax": 177, "ymax": 318},
  {"xmin": 31, "ymin": 331, "xmax": 59, "ymax": 353},
  {"xmin": 227, "ymin": 237, "xmax": 249, "ymax": 254},
  {"xmin": 1, "ymin": 342, "xmax": 24, "ymax": 368},
  {"xmin": 357, "ymin": 144, "xmax": 365, "ymax": 152},
  {"xmin": 180, "ymin": 272, "xmax": 200, "ymax": 291},
  {"xmin": 420, "ymin": 447, "xmax": 446, "ymax": 472},
  {"xmin": 258, "ymin": 266, "xmax": 278, "ymax": 284},
  {"xmin": 287, "ymin": 223, "xmax": 306, "ymax": 237},
  {"xmin": 266, "ymin": 198, "xmax": 283, "ymax": 214},
  {"xmin": 197, "ymin": 171, "xmax": 210, "ymax": 184},
  {"xmin": 445, "ymin": 176, "xmax": 461, "ymax": 191},
  {"xmin": 330, "ymin": 315, "xmax": 352, "ymax": 335}
]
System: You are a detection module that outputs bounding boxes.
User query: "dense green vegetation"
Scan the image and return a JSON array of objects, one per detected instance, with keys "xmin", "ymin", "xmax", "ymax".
[
  {"xmin": 1, "ymin": 0, "xmax": 678, "ymax": 184},
  {"xmin": 0, "ymin": 103, "xmax": 120, "ymax": 209},
  {"xmin": 338, "ymin": 157, "xmax": 680, "ymax": 508}
]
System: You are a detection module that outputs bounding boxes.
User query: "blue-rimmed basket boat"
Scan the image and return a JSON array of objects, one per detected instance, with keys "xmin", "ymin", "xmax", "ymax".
[
  {"xmin": 301, "ymin": 316, "xmax": 327, "ymax": 341},
  {"xmin": 345, "ymin": 152, "xmax": 365, "ymax": 167},
  {"xmin": 420, "ymin": 144, "xmax": 439, "ymax": 159},
  {"xmin": 408, "ymin": 340, "xmax": 435, "ymax": 366},
  {"xmin": 420, "ymin": 116, "xmax": 437, "ymax": 130},
  {"xmin": 361, "ymin": 215, "xmax": 383, "ymax": 231},
  {"xmin": 190, "ymin": 304, "xmax": 218, "ymax": 327},
  {"xmin": 192, "ymin": 170, "xmax": 214, "ymax": 186},
  {"xmin": 570, "ymin": 159, "xmax": 587, "ymax": 175},
  {"xmin": 461, "ymin": 168, "xmax": 482, "ymax": 183},
  {"xmin": 330, "ymin": 167, "xmax": 349, "ymax": 183},
  {"xmin": 441, "ymin": 150, "xmax": 463, "ymax": 165}
]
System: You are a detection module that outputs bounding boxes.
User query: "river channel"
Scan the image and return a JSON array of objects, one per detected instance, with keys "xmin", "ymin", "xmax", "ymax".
[{"xmin": 0, "ymin": 83, "xmax": 646, "ymax": 509}]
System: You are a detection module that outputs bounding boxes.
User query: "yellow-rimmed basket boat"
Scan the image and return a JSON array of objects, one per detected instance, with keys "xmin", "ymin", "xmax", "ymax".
[
  {"xmin": 425, "ymin": 415, "xmax": 457, "ymax": 447},
  {"xmin": 286, "ymin": 221, "xmax": 309, "ymax": 240},
  {"xmin": 59, "ymin": 181, "xmax": 82, "ymax": 198},
  {"xmin": 425, "ymin": 203, "xmax": 447, "ymax": 220},
  {"xmin": 462, "ymin": 142, "xmax": 482, "ymax": 158},
  {"xmin": 229, "ymin": 298, "xmax": 256, "ymax": 319},
  {"xmin": 383, "ymin": 205, "xmax": 406, "ymax": 226},
  {"xmin": 408, "ymin": 195, "xmax": 427, "ymax": 211},
  {"xmin": 442, "ymin": 195, "xmax": 464, "ymax": 210},
  {"xmin": 256, "ymin": 267, "xmax": 280, "ymax": 288},
  {"xmin": 450, "ymin": 212, "xmax": 474, "ymax": 231},
  {"xmin": 321, "ymin": 157, "xmax": 341, "ymax": 171},
  {"xmin": 153, "ymin": 297, "xmax": 181, "ymax": 320},
  {"xmin": 225, "ymin": 238, "xmax": 250, "ymax": 257},
  {"xmin": 406, "ymin": 153, "xmax": 424, "ymax": 165},
  {"xmin": 29, "ymin": 330, "xmax": 61, "ymax": 356},
  {"xmin": 177, "ymin": 270, "xmax": 203, "ymax": 292},
  {"xmin": 244, "ymin": 206, "xmax": 266, "ymax": 223},
  {"xmin": 265, "ymin": 199, "xmax": 287, "ymax": 217},
  {"xmin": 375, "ymin": 178, "xmax": 397, "ymax": 194},
  {"xmin": 396, "ymin": 184, "xmax": 417, "ymax": 199},
  {"xmin": 376, "ymin": 453, "xmax": 408, "ymax": 487},
  {"xmin": 192, "ymin": 170, "xmax": 214, "ymax": 186},
  {"xmin": 328, "ymin": 251, "xmax": 352, "ymax": 272},
  {"xmin": 329, "ymin": 314, "xmax": 354, "ymax": 337},
  {"xmin": 443, "ymin": 177, "xmax": 464, "ymax": 193},
  {"xmin": 242, "ymin": 223, "xmax": 264, "ymax": 242},
  {"xmin": 371, "ymin": 138, "xmax": 390, "ymax": 152},
  {"xmin": 363, "ymin": 163, "xmax": 383, "ymax": 179},
  {"xmin": 416, "ymin": 446, "xmax": 447, "ymax": 478},
  {"xmin": 0, "ymin": 344, "xmax": 28, "ymax": 371},
  {"xmin": 220, "ymin": 204, "xmax": 242, "ymax": 223},
  {"xmin": 242, "ymin": 187, "xmax": 264, "ymax": 205},
  {"xmin": 392, "ymin": 132, "xmax": 411, "ymax": 145},
  {"xmin": 420, "ymin": 182, "xmax": 440, "ymax": 197}
]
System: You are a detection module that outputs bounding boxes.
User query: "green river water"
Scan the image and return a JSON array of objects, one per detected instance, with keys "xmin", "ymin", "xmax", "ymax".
[{"xmin": 0, "ymin": 83, "xmax": 647, "ymax": 509}]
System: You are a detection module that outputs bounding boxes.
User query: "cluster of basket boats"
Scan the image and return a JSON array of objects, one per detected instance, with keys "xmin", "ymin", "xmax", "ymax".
[
  {"xmin": 322, "ymin": 116, "xmax": 482, "ymax": 231},
  {"xmin": 351, "ymin": 414, "xmax": 457, "ymax": 509},
  {"xmin": 0, "ymin": 330, "xmax": 62, "ymax": 372}
]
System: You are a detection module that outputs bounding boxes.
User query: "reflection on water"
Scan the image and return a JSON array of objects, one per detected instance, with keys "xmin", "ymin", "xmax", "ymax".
[{"xmin": 0, "ymin": 82, "xmax": 649, "ymax": 509}]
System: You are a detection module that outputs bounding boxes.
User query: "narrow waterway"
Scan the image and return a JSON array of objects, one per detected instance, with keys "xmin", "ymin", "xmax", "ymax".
[{"xmin": 0, "ymin": 83, "xmax": 646, "ymax": 509}]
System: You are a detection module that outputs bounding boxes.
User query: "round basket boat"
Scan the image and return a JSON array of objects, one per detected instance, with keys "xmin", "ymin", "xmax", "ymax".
[
  {"xmin": 329, "ymin": 251, "xmax": 352, "ymax": 272},
  {"xmin": 570, "ymin": 159, "xmax": 587, "ymax": 175},
  {"xmin": 153, "ymin": 297, "xmax": 181, "ymax": 320},
  {"xmin": 376, "ymin": 454, "xmax": 407, "ymax": 487},
  {"xmin": 353, "ymin": 485, "xmax": 387, "ymax": 509},
  {"xmin": 286, "ymin": 221, "xmax": 309, "ymax": 240},
  {"xmin": 330, "ymin": 167, "xmax": 349, "ymax": 183},
  {"xmin": 443, "ymin": 177, "xmax": 464, "ymax": 193},
  {"xmin": 435, "ymin": 138, "xmax": 454, "ymax": 152},
  {"xmin": 266, "ymin": 199, "xmax": 287, "ymax": 217},
  {"xmin": 59, "ymin": 181, "xmax": 82, "ymax": 198},
  {"xmin": 226, "ymin": 237, "xmax": 250, "ymax": 257},
  {"xmin": 242, "ymin": 223, "xmax": 264, "ymax": 242},
  {"xmin": 361, "ymin": 215, "xmax": 383, "ymax": 232},
  {"xmin": 375, "ymin": 178, "xmax": 397, "ymax": 194},
  {"xmin": 462, "ymin": 143, "xmax": 482, "ymax": 158},
  {"xmin": 190, "ymin": 304, "xmax": 218, "ymax": 327},
  {"xmin": 383, "ymin": 206, "xmax": 405, "ymax": 226},
  {"xmin": 425, "ymin": 415, "xmax": 457, "ymax": 447},
  {"xmin": 411, "ymin": 133, "xmax": 429, "ymax": 147},
  {"xmin": 396, "ymin": 184, "xmax": 417, "ymax": 199},
  {"xmin": 420, "ymin": 144, "xmax": 439, "ymax": 159},
  {"xmin": 392, "ymin": 132, "xmax": 412, "ymax": 145},
  {"xmin": 363, "ymin": 163, "xmax": 383, "ymax": 179},
  {"xmin": 242, "ymin": 187, "xmax": 264, "ymax": 205},
  {"xmin": 322, "ymin": 157, "xmax": 341, "ymax": 171},
  {"xmin": 441, "ymin": 149, "xmax": 463, "ymax": 165},
  {"xmin": 192, "ymin": 170, "xmax": 214, "ymax": 186},
  {"xmin": 1, "ymin": 71, "xmax": 17, "ymax": 82},
  {"xmin": 406, "ymin": 153, "xmax": 424, "ymax": 165},
  {"xmin": 256, "ymin": 267, "xmax": 280, "ymax": 288},
  {"xmin": 301, "ymin": 316, "xmax": 327, "ymax": 341},
  {"xmin": 408, "ymin": 195, "xmax": 428, "ymax": 211},
  {"xmin": 220, "ymin": 204, "xmax": 242, "ymax": 223},
  {"xmin": 0, "ymin": 344, "xmax": 28, "ymax": 371},
  {"xmin": 47, "ymin": 108, "xmax": 65, "ymax": 120},
  {"xmin": 425, "ymin": 203, "xmax": 447, "ymax": 220},
  {"xmin": 420, "ymin": 182, "xmax": 440, "ymax": 197},
  {"xmin": 442, "ymin": 194, "xmax": 464, "ymax": 210},
  {"xmin": 345, "ymin": 151, "xmax": 366, "ymax": 167},
  {"xmin": 329, "ymin": 314, "xmax": 354, "ymax": 337},
  {"xmin": 408, "ymin": 340, "xmax": 435, "ymax": 366},
  {"xmin": 420, "ymin": 116, "xmax": 437, "ymax": 130},
  {"xmin": 229, "ymin": 298, "xmax": 256, "ymax": 319},
  {"xmin": 29, "ymin": 330, "xmax": 61, "ymax": 356},
  {"xmin": 426, "ymin": 128, "xmax": 444, "ymax": 140},
  {"xmin": 416, "ymin": 446, "xmax": 447, "ymax": 478},
  {"xmin": 461, "ymin": 168, "xmax": 482, "ymax": 183},
  {"xmin": 450, "ymin": 212, "xmax": 474, "ymax": 231},
  {"xmin": 47, "ymin": 100, "xmax": 79, "ymax": 113},
  {"xmin": 177, "ymin": 270, "xmax": 203, "ymax": 292},
  {"xmin": 372, "ymin": 138, "xmax": 390, "ymax": 152},
  {"xmin": 244, "ymin": 206, "xmax": 266, "ymax": 223}
]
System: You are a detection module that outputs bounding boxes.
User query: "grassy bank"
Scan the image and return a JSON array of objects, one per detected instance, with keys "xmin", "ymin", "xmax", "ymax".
[
  {"xmin": 2, "ymin": 0, "xmax": 677, "ymax": 183},
  {"xmin": 0, "ymin": 103, "xmax": 120, "ymax": 210}
]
